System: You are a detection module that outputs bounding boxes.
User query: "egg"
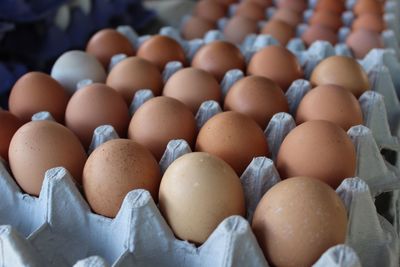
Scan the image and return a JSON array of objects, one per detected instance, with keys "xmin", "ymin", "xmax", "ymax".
[
  {"xmin": 196, "ymin": 111, "xmax": 269, "ymax": 175},
  {"xmin": 310, "ymin": 55, "xmax": 370, "ymax": 97},
  {"xmin": 352, "ymin": 13, "xmax": 386, "ymax": 33},
  {"xmin": 353, "ymin": 0, "xmax": 384, "ymax": 16},
  {"xmin": 86, "ymin": 29, "xmax": 135, "ymax": 68},
  {"xmin": 215, "ymin": 0, "xmax": 236, "ymax": 6},
  {"xmin": 128, "ymin": 96, "xmax": 196, "ymax": 161},
  {"xmin": 346, "ymin": 29, "xmax": 384, "ymax": 59},
  {"xmin": 51, "ymin": 50, "xmax": 106, "ymax": 95},
  {"xmin": 83, "ymin": 139, "xmax": 161, "ymax": 217},
  {"xmin": 0, "ymin": 110, "xmax": 22, "ymax": 161},
  {"xmin": 276, "ymin": 120, "xmax": 356, "ymax": 188},
  {"xmin": 65, "ymin": 83, "xmax": 130, "ymax": 149},
  {"xmin": 272, "ymin": 8, "xmax": 303, "ymax": 27},
  {"xmin": 191, "ymin": 41, "xmax": 246, "ymax": 82},
  {"xmin": 247, "ymin": 45, "xmax": 304, "ymax": 91},
  {"xmin": 301, "ymin": 24, "xmax": 338, "ymax": 46},
  {"xmin": 8, "ymin": 120, "xmax": 87, "ymax": 196},
  {"xmin": 315, "ymin": 0, "xmax": 346, "ymax": 14},
  {"xmin": 309, "ymin": 10, "xmax": 343, "ymax": 32},
  {"xmin": 159, "ymin": 152, "xmax": 245, "ymax": 244},
  {"xmin": 193, "ymin": 0, "xmax": 227, "ymax": 23},
  {"xmin": 224, "ymin": 76, "xmax": 289, "ymax": 129},
  {"xmin": 261, "ymin": 19, "xmax": 295, "ymax": 46},
  {"xmin": 235, "ymin": 1, "xmax": 267, "ymax": 21},
  {"xmin": 9, "ymin": 72, "xmax": 68, "ymax": 123},
  {"xmin": 163, "ymin": 67, "xmax": 222, "ymax": 114},
  {"xmin": 276, "ymin": 0, "xmax": 308, "ymax": 13},
  {"xmin": 181, "ymin": 16, "xmax": 215, "ymax": 40},
  {"xmin": 296, "ymin": 84, "xmax": 363, "ymax": 130},
  {"xmin": 252, "ymin": 176, "xmax": 348, "ymax": 267},
  {"xmin": 244, "ymin": 0, "xmax": 273, "ymax": 8},
  {"xmin": 223, "ymin": 16, "xmax": 259, "ymax": 45},
  {"xmin": 106, "ymin": 57, "xmax": 163, "ymax": 104}
]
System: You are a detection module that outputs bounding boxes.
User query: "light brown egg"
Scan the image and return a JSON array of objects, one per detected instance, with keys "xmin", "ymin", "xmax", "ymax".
[
  {"xmin": 247, "ymin": 45, "xmax": 304, "ymax": 91},
  {"xmin": 276, "ymin": 0, "xmax": 308, "ymax": 13},
  {"xmin": 261, "ymin": 19, "xmax": 295, "ymax": 46},
  {"xmin": 310, "ymin": 56, "xmax": 370, "ymax": 97},
  {"xmin": 83, "ymin": 139, "xmax": 161, "ymax": 218},
  {"xmin": 106, "ymin": 57, "xmax": 163, "ymax": 104},
  {"xmin": 224, "ymin": 76, "xmax": 289, "ymax": 129},
  {"xmin": 302, "ymin": 24, "xmax": 338, "ymax": 46},
  {"xmin": 0, "ymin": 110, "xmax": 22, "ymax": 161},
  {"xmin": 159, "ymin": 152, "xmax": 245, "ymax": 244},
  {"xmin": 235, "ymin": 1, "xmax": 267, "ymax": 21},
  {"xmin": 276, "ymin": 120, "xmax": 356, "ymax": 188},
  {"xmin": 223, "ymin": 16, "xmax": 259, "ymax": 45},
  {"xmin": 9, "ymin": 72, "xmax": 68, "ymax": 123},
  {"xmin": 8, "ymin": 120, "xmax": 87, "ymax": 196},
  {"xmin": 346, "ymin": 29, "xmax": 384, "ymax": 59},
  {"xmin": 196, "ymin": 111, "xmax": 269, "ymax": 175},
  {"xmin": 315, "ymin": 0, "xmax": 346, "ymax": 14},
  {"xmin": 181, "ymin": 16, "xmax": 215, "ymax": 40},
  {"xmin": 309, "ymin": 10, "xmax": 343, "ymax": 32},
  {"xmin": 65, "ymin": 83, "xmax": 130, "ymax": 149},
  {"xmin": 163, "ymin": 67, "xmax": 222, "ymax": 114},
  {"xmin": 244, "ymin": 0, "xmax": 273, "ymax": 8},
  {"xmin": 193, "ymin": 0, "xmax": 227, "ymax": 23},
  {"xmin": 272, "ymin": 8, "xmax": 303, "ymax": 27},
  {"xmin": 137, "ymin": 35, "xmax": 186, "ymax": 71},
  {"xmin": 191, "ymin": 41, "xmax": 246, "ymax": 82},
  {"xmin": 128, "ymin": 96, "xmax": 196, "ymax": 161},
  {"xmin": 252, "ymin": 176, "xmax": 348, "ymax": 267},
  {"xmin": 352, "ymin": 13, "xmax": 386, "ymax": 33},
  {"xmin": 296, "ymin": 84, "xmax": 363, "ymax": 130},
  {"xmin": 353, "ymin": 0, "xmax": 384, "ymax": 16},
  {"xmin": 86, "ymin": 29, "xmax": 135, "ymax": 68}
]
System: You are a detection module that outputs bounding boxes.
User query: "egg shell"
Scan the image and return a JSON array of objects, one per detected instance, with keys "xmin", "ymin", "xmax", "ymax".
[
  {"xmin": 276, "ymin": 0, "xmax": 308, "ymax": 13},
  {"xmin": 309, "ymin": 10, "xmax": 343, "ymax": 32},
  {"xmin": 181, "ymin": 16, "xmax": 215, "ymax": 40},
  {"xmin": 346, "ymin": 29, "xmax": 384, "ymax": 59},
  {"xmin": 235, "ymin": 1, "xmax": 267, "ymax": 21},
  {"xmin": 261, "ymin": 19, "xmax": 295, "ymax": 46},
  {"xmin": 302, "ymin": 24, "xmax": 338, "ymax": 46},
  {"xmin": 223, "ymin": 16, "xmax": 259, "ymax": 45},
  {"xmin": 315, "ymin": 0, "xmax": 346, "ymax": 14},
  {"xmin": 353, "ymin": 0, "xmax": 384, "ymax": 16},
  {"xmin": 193, "ymin": 0, "xmax": 227, "ymax": 23},
  {"xmin": 0, "ymin": 111, "xmax": 22, "ymax": 162},
  {"xmin": 352, "ymin": 13, "xmax": 386, "ymax": 33},
  {"xmin": 272, "ymin": 8, "xmax": 303, "ymax": 27},
  {"xmin": 243, "ymin": 0, "xmax": 273, "ymax": 8}
]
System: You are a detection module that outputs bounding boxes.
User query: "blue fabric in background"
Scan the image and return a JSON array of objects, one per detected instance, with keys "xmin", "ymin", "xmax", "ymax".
[{"xmin": 0, "ymin": 0, "xmax": 155, "ymax": 109}]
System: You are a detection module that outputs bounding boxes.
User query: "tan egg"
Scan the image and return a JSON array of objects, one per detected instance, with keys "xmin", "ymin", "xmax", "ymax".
[
  {"xmin": 235, "ymin": 1, "xmax": 267, "ymax": 21},
  {"xmin": 106, "ymin": 57, "xmax": 163, "ymax": 104},
  {"xmin": 301, "ymin": 24, "xmax": 338, "ymax": 46},
  {"xmin": 353, "ymin": 0, "xmax": 384, "ymax": 16},
  {"xmin": 296, "ymin": 84, "xmax": 363, "ymax": 130},
  {"xmin": 223, "ymin": 16, "xmax": 259, "ymax": 45},
  {"xmin": 244, "ymin": 0, "xmax": 273, "ymax": 8},
  {"xmin": 191, "ymin": 41, "xmax": 246, "ymax": 82},
  {"xmin": 315, "ymin": 0, "xmax": 346, "ymax": 14},
  {"xmin": 276, "ymin": 0, "xmax": 308, "ymax": 13},
  {"xmin": 346, "ymin": 29, "xmax": 384, "ymax": 59},
  {"xmin": 247, "ymin": 45, "xmax": 304, "ymax": 91},
  {"xmin": 272, "ymin": 8, "xmax": 303, "ymax": 27},
  {"xmin": 196, "ymin": 111, "xmax": 269, "ymax": 175},
  {"xmin": 128, "ymin": 96, "xmax": 196, "ymax": 161},
  {"xmin": 159, "ymin": 152, "xmax": 245, "ymax": 244},
  {"xmin": 309, "ymin": 10, "xmax": 343, "ymax": 32},
  {"xmin": 9, "ymin": 72, "xmax": 68, "ymax": 123},
  {"xmin": 65, "ymin": 83, "xmax": 130, "ymax": 149},
  {"xmin": 310, "ymin": 55, "xmax": 370, "ymax": 97},
  {"xmin": 8, "ymin": 120, "xmax": 87, "ymax": 196},
  {"xmin": 163, "ymin": 67, "xmax": 222, "ymax": 113},
  {"xmin": 261, "ymin": 19, "xmax": 296, "ymax": 46},
  {"xmin": 181, "ymin": 16, "xmax": 215, "ymax": 40},
  {"xmin": 193, "ymin": 0, "xmax": 227, "ymax": 23},
  {"xmin": 352, "ymin": 13, "xmax": 386, "ymax": 33},
  {"xmin": 137, "ymin": 35, "xmax": 186, "ymax": 71},
  {"xmin": 276, "ymin": 120, "xmax": 356, "ymax": 188},
  {"xmin": 0, "ymin": 111, "xmax": 22, "ymax": 161},
  {"xmin": 83, "ymin": 139, "xmax": 161, "ymax": 218},
  {"xmin": 224, "ymin": 76, "xmax": 289, "ymax": 129},
  {"xmin": 252, "ymin": 176, "xmax": 348, "ymax": 267},
  {"xmin": 86, "ymin": 29, "xmax": 135, "ymax": 68}
]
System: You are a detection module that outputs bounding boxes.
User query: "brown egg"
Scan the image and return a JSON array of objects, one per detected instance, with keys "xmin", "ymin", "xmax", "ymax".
[
  {"xmin": 296, "ymin": 84, "xmax": 363, "ymax": 130},
  {"xmin": 193, "ymin": 0, "xmax": 227, "ymax": 23},
  {"xmin": 276, "ymin": 0, "xmax": 308, "ymax": 13},
  {"xmin": 346, "ymin": 29, "xmax": 384, "ymax": 59},
  {"xmin": 310, "ymin": 56, "xmax": 370, "ymax": 97},
  {"xmin": 247, "ymin": 45, "xmax": 304, "ymax": 91},
  {"xmin": 252, "ymin": 176, "xmax": 348, "ymax": 267},
  {"xmin": 65, "ymin": 83, "xmax": 130, "ymax": 149},
  {"xmin": 272, "ymin": 8, "xmax": 303, "ymax": 27},
  {"xmin": 8, "ymin": 120, "xmax": 87, "ymax": 196},
  {"xmin": 309, "ymin": 10, "xmax": 343, "ymax": 32},
  {"xmin": 224, "ymin": 76, "xmax": 289, "ymax": 129},
  {"xmin": 223, "ymin": 16, "xmax": 259, "ymax": 45},
  {"xmin": 106, "ymin": 57, "xmax": 163, "ymax": 104},
  {"xmin": 191, "ymin": 41, "xmax": 246, "ymax": 82},
  {"xmin": 315, "ymin": 0, "xmax": 346, "ymax": 14},
  {"xmin": 0, "ymin": 111, "xmax": 22, "ymax": 161},
  {"xmin": 244, "ymin": 0, "xmax": 273, "ymax": 8},
  {"xmin": 137, "ymin": 35, "xmax": 186, "ymax": 71},
  {"xmin": 353, "ymin": 0, "xmax": 384, "ymax": 16},
  {"xmin": 159, "ymin": 152, "xmax": 245, "ymax": 244},
  {"xmin": 215, "ymin": 0, "xmax": 236, "ymax": 6},
  {"xmin": 235, "ymin": 1, "xmax": 267, "ymax": 21},
  {"xmin": 196, "ymin": 111, "xmax": 269, "ymax": 175},
  {"xmin": 276, "ymin": 120, "xmax": 356, "ymax": 188},
  {"xmin": 302, "ymin": 24, "xmax": 338, "ymax": 46},
  {"xmin": 261, "ymin": 19, "xmax": 295, "ymax": 46},
  {"xmin": 83, "ymin": 139, "xmax": 161, "ymax": 217},
  {"xmin": 86, "ymin": 29, "xmax": 135, "ymax": 68},
  {"xmin": 9, "ymin": 72, "xmax": 68, "ymax": 123},
  {"xmin": 181, "ymin": 16, "xmax": 215, "ymax": 40},
  {"xmin": 163, "ymin": 67, "xmax": 222, "ymax": 114},
  {"xmin": 128, "ymin": 96, "xmax": 196, "ymax": 161},
  {"xmin": 352, "ymin": 13, "xmax": 386, "ymax": 33}
]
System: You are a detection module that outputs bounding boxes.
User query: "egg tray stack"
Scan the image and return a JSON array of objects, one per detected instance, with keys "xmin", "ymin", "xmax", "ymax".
[{"xmin": 2, "ymin": 1, "xmax": 400, "ymax": 267}]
